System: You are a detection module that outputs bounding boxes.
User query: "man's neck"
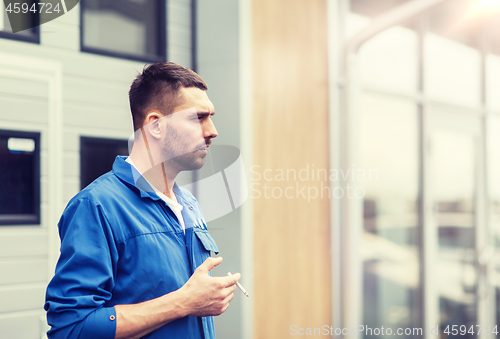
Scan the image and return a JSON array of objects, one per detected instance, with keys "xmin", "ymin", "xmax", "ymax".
[{"xmin": 128, "ymin": 152, "xmax": 179, "ymax": 200}]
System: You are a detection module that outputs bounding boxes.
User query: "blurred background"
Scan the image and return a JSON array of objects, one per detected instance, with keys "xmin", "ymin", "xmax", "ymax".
[{"xmin": 0, "ymin": 0, "xmax": 499, "ymax": 338}]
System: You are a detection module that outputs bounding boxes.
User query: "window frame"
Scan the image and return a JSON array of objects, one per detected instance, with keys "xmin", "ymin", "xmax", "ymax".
[
  {"xmin": 0, "ymin": 16, "xmax": 40, "ymax": 44},
  {"xmin": 79, "ymin": 0, "xmax": 166, "ymax": 63},
  {"xmin": 0, "ymin": 129, "xmax": 41, "ymax": 226}
]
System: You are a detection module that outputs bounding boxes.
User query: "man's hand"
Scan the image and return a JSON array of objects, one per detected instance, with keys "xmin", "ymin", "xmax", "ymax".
[
  {"xmin": 114, "ymin": 257, "xmax": 240, "ymax": 339},
  {"xmin": 178, "ymin": 257, "xmax": 240, "ymax": 317}
]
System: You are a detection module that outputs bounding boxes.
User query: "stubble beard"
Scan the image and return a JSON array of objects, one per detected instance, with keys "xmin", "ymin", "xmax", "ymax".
[
  {"xmin": 162, "ymin": 123, "xmax": 207, "ymax": 171},
  {"xmin": 169, "ymin": 150, "xmax": 206, "ymax": 172}
]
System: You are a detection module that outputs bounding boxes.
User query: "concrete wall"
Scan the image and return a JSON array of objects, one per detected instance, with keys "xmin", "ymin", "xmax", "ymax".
[{"xmin": 196, "ymin": 0, "xmax": 245, "ymax": 338}]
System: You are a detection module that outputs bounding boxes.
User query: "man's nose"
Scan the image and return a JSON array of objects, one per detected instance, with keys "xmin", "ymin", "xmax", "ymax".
[{"xmin": 203, "ymin": 118, "xmax": 218, "ymax": 139}]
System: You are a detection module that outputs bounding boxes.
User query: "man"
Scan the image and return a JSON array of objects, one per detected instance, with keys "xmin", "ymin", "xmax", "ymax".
[{"xmin": 44, "ymin": 62, "xmax": 240, "ymax": 339}]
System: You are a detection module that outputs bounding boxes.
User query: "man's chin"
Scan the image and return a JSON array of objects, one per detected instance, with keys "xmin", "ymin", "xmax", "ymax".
[
  {"xmin": 190, "ymin": 159, "xmax": 205, "ymax": 170},
  {"xmin": 170, "ymin": 152, "xmax": 206, "ymax": 171},
  {"xmin": 182, "ymin": 158, "xmax": 205, "ymax": 171}
]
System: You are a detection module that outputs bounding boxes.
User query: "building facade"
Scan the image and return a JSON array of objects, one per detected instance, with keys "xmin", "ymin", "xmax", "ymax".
[{"xmin": 0, "ymin": 0, "xmax": 499, "ymax": 338}]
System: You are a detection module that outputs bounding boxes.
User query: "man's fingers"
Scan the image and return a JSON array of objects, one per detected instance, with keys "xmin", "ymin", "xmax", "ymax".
[
  {"xmin": 197, "ymin": 256, "xmax": 223, "ymax": 273},
  {"xmin": 222, "ymin": 291, "xmax": 235, "ymax": 305},
  {"xmin": 220, "ymin": 302, "xmax": 230, "ymax": 315},
  {"xmin": 222, "ymin": 272, "xmax": 241, "ymax": 287},
  {"xmin": 220, "ymin": 283, "xmax": 236, "ymax": 298}
]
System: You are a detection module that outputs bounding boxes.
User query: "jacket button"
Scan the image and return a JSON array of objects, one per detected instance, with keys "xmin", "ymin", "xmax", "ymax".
[
  {"xmin": 189, "ymin": 206, "xmax": 194, "ymax": 210},
  {"xmin": 110, "ymin": 315, "xmax": 115, "ymax": 321}
]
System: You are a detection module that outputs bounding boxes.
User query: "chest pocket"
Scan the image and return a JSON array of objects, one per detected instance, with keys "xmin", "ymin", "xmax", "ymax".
[
  {"xmin": 184, "ymin": 224, "xmax": 219, "ymax": 339},
  {"xmin": 195, "ymin": 229, "xmax": 219, "ymax": 253},
  {"xmin": 185, "ymin": 227, "xmax": 219, "ymax": 273}
]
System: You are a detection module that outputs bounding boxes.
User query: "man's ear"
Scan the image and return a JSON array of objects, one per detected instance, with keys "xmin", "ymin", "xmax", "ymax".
[{"xmin": 144, "ymin": 112, "xmax": 162, "ymax": 139}]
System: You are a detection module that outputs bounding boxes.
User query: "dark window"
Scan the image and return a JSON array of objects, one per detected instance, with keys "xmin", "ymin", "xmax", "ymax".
[
  {"xmin": 80, "ymin": 0, "xmax": 166, "ymax": 62},
  {"xmin": 0, "ymin": 0, "xmax": 39, "ymax": 43},
  {"xmin": 0, "ymin": 130, "xmax": 40, "ymax": 225},
  {"xmin": 80, "ymin": 136, "xmax": 129, "ymax": 190}
]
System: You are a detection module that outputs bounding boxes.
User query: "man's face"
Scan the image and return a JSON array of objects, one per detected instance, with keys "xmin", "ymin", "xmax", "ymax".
[{"xmin": 160, "ymin": 86, "xmax": 217, "ymax": 171}]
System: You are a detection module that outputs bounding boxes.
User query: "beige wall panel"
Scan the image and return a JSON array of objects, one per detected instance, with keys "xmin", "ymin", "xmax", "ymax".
[
  {"xmin": 0, "ymin": 312, "xmax": 44, "ymax": 339},
  {"xmin": 41, "ymin": 177, "xmax": 49, "ymax": 204},
  {"xmin": 40, "ymin": 204, "xmax": 50, "ymax": 229},
  {"xmin": 169, "ymin": 25, "xmax": 192, "ymax": 49},
  {"xmin": 63, "ymin": 77, "xmax": 130, "ymax": 108},
  {"xmin": 170, "ymin": 0, "xmax": 191, "ymax": 6},
  {"xmin": 63, "ymin": 103, "xmax": 132, "ymax": 131},
  {"xmin": 0, "ymin": 97, "xmax": 48, "ymax": 125},
  {"xmin": 0, "ymin": 77, "xmax": 48, "ymax": 99},
  {"xmin": 62, "ymin": 131, "xmax": 80, "ymax": 152},
  {"xmin": 0, "ymin": 233, "xmax": 47, "ymax": 258},
  {"xmin": 168, "ymin": 0, "xmax": 191, "ymax": 26},
  {"xmin": 40, "ymin": 151, "xmax": 49, "ymax": 178},
  {"xmin": 0, "ymin": 259, "xmax": 48, "ymax": 285},
  {"xmin": 0, "ymin": 41, "xmax": 143, "ymax": 83},
  {"xmin": 41, "ymin": 21, "xmax": 79, "ymax": 52},
  {"xmin": 63, "ymin": 152, "xmax": 79, "ymax": 178},
  {"xmin": 63, "ymin": 179, "xmax": 80, "ymax": 204},
  {"xmin": 0, "ymin": 42, "xmax": 142, "ymax": 83},
  {"xmin": 252, "ymin": 0, "xmax": 330, "ymax": 337},
  {"xmin": 0, "ymin": 285, "xmax": 46, "ymax": 313},
  {"xmin": 169, "ymin": 48, "xmax": 192, "ymax": 68},
  {"xmin": 61, "ymin": 56, "xmax": 144, "ymax": 83}
]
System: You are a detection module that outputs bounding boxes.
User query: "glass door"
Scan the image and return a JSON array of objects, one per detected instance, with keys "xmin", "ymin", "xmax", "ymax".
[{"xmin": 426, "ymin": 110, "xmax": 484, "ymax": 338}]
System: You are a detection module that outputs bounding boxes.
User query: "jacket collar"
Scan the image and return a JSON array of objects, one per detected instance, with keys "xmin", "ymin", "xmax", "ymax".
[{"xmin": 113, "ymin": 156, "xmax": 184, "ymax": 202}]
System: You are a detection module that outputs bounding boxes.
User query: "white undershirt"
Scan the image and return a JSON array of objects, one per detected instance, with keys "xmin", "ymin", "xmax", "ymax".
[{"xmin": 125, "ymin": 158, "xmax": 186, "ymax": 233}]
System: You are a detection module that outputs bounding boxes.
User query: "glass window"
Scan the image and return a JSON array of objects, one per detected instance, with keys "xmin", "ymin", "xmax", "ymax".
[
  {"xmin": 0, "ymin": 0, "xmax": 39, "ymax": 43},
  {"xmin": 0, "ymin": 130, "xmax": 40, "ymax": 225},
  {"xmin": 486, "ymin": 54, "xmax": 500, "ymax": 111},
  {"xmin": 359, "ymin": 25, "xmax": 418, "ymax": 93},
  {"xmin": 359, "ymin": 94, "xmax": 421, "ymax": 337},
  {"xmin": 430, "ymin": 123, "xmax": 477, "ymax": 336},
  {"xmin": 346, "ymin": 13, "xmax": 370, "ymax": 40},
  {"xmin": 81, "ymin": 0, "xmax": 165, "ymax": 62},
  {"xmin": 424, "ymin": 33, "xmax": 481, "ymax": 106},
  {"xmin": 487, "ymin": 115, "xmax": 500, "ymax": 328},
  {"xmin": 80, "ymin": 136, "xmax": 129, "ymax": 190}
]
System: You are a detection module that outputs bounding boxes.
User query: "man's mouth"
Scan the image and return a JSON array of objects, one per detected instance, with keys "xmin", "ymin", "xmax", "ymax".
[
  {"xmin": 198, "ymin": 143, "xmax": 211, "ymax": 151},
  {"xmin": 197, "ymin": 144, "xmax": 209, "ymax": 155}
]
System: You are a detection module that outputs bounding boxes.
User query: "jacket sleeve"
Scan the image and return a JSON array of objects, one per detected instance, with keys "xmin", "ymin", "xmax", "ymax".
[{"xmin": 44, "ymin": 198, "xmax": 118, "ymax": 339}]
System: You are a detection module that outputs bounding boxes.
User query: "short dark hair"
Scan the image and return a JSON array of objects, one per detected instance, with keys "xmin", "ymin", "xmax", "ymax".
[{"xmin": 129, "ymin": 62, "xmax": 208, "ymax": 131}]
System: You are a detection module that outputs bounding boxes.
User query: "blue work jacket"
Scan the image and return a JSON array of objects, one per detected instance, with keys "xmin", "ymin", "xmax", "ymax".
[{"xmin": 44, "ymin": 156, "xmax": 219, "ymax": 339}]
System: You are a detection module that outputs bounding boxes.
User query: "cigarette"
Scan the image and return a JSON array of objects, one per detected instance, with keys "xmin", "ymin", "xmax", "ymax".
[{"xmin": 227, "ymin": 272, "xmax": 249, "ymax": 297}]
